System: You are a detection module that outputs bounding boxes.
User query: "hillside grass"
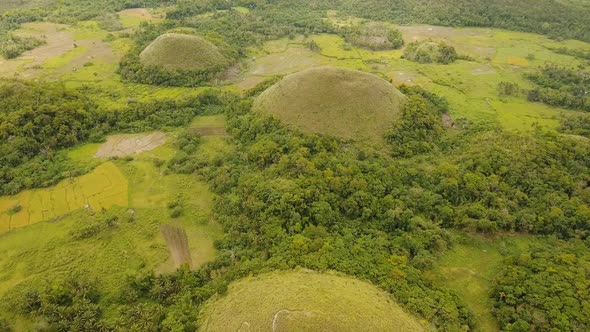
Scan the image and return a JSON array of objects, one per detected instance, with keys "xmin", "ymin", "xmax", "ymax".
[
  {"xmin": 254, "ymin": 66, "xmax": 405, "ymax": 143},
  {"xmin": 139, "ymin": 33, "xmax": 228, "ymax": 71},
  {"xmin": 199, "ymin": 270, "xmax": 427, "ymax": 332}
]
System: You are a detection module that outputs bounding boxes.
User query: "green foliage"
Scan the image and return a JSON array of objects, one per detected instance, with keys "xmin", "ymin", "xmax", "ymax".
[
  {"xmin": 386, "ymin": 94, "xmax": 444, "ymax": 157},
  {"xmin": 403, "ymin": 40, "xmax": 458, "ymax": 64},
  {"xmin": 492, "ymin": 239, "xmax": 590, "ymax": 331},
  {"xmin": 70, "ymin": 213, "xmax": 119, "ymax": 240},
  {"xmin": 20, "ymin": 277, "xmax": 108, "ymax": 331},
  {"xmin": 341, "ymin": 22, "xmax": 404, "ymax": 50},
  {"xmin": 0, "ymin": 33, "xmax": 43, "ymax": 59},
  {"xmin": 526, "ymin": 65, "xmax": 590, "ymax": 111},
  {"xmin": 550, "ymin": 46, "xmax": 590, "ymax": 60},
  {"xmin": 243, "ymin": 75, "xmax": 283, "ymax": 97},
  {"xmin": 0, "ymin": 317, "xmax": 10, "ymax": 332},
  {"xmin": 340, "ymin": 0, "xmax": 590, "ymax": 43},
  {"xmin": 559, "ymin": 114, "xmax": 590, "ymax": 137},
  {"xmin": 497, "ymin": 81, "xmax": 521, "ymax": 97},
  {"xmin": 0, "ymin": 79, "xmax": 233, "ymax": 195}
]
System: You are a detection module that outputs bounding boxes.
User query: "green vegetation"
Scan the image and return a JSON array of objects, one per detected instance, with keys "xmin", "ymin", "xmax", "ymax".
[
  {"xmin": 526, "ymin": 65, "xmax": 590, "ymax": 112},
  {"xmin": 560, "ymin": 114, "xmax": 590, "ymax": 138},
  {"xmin": 342, "ymin": 21, "xmax": 404, "ymax": 50},
  {"xmin": 341, "ymin": 0, "xmax": 590, "ymax": 43},
  {"xmin": 253, "ymin": 66, "xmax": 405, "ymax": 143},
  {"xmin": 1, "ymin": 0, "xmax": 590, "ymax": 331},
  {"xmin": 387, "ymin": 85, "xmax": 447, "ymax": 157},
  {"xmin": 493, "ymin": 238, "xmax": 590, "ymax": 331},
  {"xmin": 0, "ymin": 162, "xmax": 128, "ymax": 233},
  {"xmin": 0, "ymin": 78, "xmax": 229, "ymax": 195},
  {"xmin": 118, "ymin": 32, "xmax": 234, "ymax": 87},
  {"xmin": 200, "ymin": 270, "xmax": 426, "ymax": 331},
  {"xmin": 0, "ymin": 33, "xmax": 43, "ymax": 59},
  {"xmin": 403, "ymin": 40, "xmax": 458, "ymax": 64}
]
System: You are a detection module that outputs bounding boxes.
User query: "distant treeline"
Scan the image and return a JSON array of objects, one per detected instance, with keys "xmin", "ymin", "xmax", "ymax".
[{"xmin": 337, "ymin": 0, "xmax": 590, "ymax": 42}]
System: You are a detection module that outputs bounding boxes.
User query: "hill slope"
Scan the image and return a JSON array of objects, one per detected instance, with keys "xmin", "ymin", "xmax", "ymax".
[
  {"xmin": 253, "ymin": 66, "xmax": 405, "ymax": 143},
  {"xmin": 139, "ymin": 33, "xmax": 228, "ymax": 71},
  {"xmin": 199, "ymin": 270, "xmax": 425, "ymax": 331}
]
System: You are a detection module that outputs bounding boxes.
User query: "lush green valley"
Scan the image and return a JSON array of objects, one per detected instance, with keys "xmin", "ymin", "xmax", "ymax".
[{"xmin": 0, "ymin": 0, "xmax": 589, "ymax": 331}]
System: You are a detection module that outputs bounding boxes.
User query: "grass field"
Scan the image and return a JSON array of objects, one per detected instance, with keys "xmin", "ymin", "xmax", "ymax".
[
  {"xmin": 118, "ymin": 8, "xmax": 164, "ymax": 28},
  {"xmin": 239, "ymin": 26, "xmax": 590, "ymax": 134},
  {"xmin": 0, "ymin": 162, "xmax": 128, "ymax": 234},
  {"xmin": 254, "ymin": 66, "xmax": 405, "ymax": 143},
  {"xmin": 427, "ymin": 234, "xmax": 535, "ymax": 332},
  {"xmin": 0, "ymin": 206, "xmax": 174, "ymax": 330},
  {"xmin": 0, "ymin": 123, "xmax": 226, "ymax": 328},
  {"xmin": 199, "ymin": 270, "xmax": 427, "ymax": 331}
]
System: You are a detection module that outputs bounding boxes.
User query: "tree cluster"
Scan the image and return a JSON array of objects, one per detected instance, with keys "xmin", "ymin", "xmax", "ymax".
[
  {"xmin": 526, "ymin": 65, "xmax": 590, "ymax": 112},
  {"xmin": 492, "ymin": 239, "xmax": 590, "ymax": 331},
  {"xmin": 402, "ymin": 40, "xmax": 458, "ymax": 64}
]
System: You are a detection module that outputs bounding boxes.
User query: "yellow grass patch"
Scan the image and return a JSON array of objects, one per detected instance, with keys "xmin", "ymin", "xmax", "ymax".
[
  {"xmin": 0, "ymin": 162, "xmax": 128, "ymax": 233},
  {"xmin": 200, "ymin": 270, "xmax": 426, "ymax": 331},
  {"xmin": 507, "ymin": 56, "xmax": 529, "ymax": 67}
]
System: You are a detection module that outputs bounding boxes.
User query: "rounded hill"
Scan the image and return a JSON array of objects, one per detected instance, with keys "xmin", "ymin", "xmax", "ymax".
[
  {"xmin": 199, "ymin": 270, "xmax": 425, "ymax": 331},
  {"xmin": 253, "ymin": 67, "xmax": 405, "ymax": 142},
  {"xmin": 139, "ymin": 33, "xmax": 228, "ymax": 71}
]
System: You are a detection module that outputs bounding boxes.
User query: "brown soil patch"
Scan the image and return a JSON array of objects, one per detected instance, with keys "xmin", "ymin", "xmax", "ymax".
[
  {"xmin": 392, "ymin": 71, "xmax": 417, "ymax": 85},
  {"xmin": 236, "ymin": 76, "xmax": 266, "ymax": 90},
  {"xmin": 0, "ymin": 22, "xmax": 118, "ymax": 79},
  {"xmin": 1, "ymin": 22, "xmax": 73, "ymax": 78},
  {"xmin": 471, "ymin": 66, "xmax": 496, "ymax": 76},
  {"xmin": 119, "ymin": 8, "xmax": 154, "ymax": 20},
  {"xmin": 191, "ymin": 127, "xmax": 228, "ymax": 136},
  {"xmin": 94, "ymin": 132, "xmax": 167, "ymax": 158},
  {"xmin": 161, "ymin": 224, "xmax": 193, "ymax": 269},
  {"xmin": 398, "ymin": 25, "xmax": 478, "ymax": 43},
  {"xmin": 248, "ymin": 47, "xmax": 323, "ymax": 76},
  {"xmin": 54, "ymin": 40, "xmax": 116, "ymax": 76}
]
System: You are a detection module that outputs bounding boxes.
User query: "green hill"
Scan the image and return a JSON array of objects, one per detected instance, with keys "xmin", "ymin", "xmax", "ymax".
[
  {"xmin": 139, "ymin": 33, "xmax": 228, "ymax": 71},
  {"xmin": 199, "ymin": 270, "xmax": 426, "ymax": 332},
  {"xmin": 253, "ymin": 66, "xmax": 405, "ymax": 143}
]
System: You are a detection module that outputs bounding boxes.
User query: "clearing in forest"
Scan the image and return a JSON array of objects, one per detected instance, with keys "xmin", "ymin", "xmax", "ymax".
[
  {"xmin": 428, "ymin": 235, "xmax": 534, "ymax": 332},
  {"xmin": 118, "ymin": 8, "xmax": 164, "ymax": 28},
  {"xmin": 253, "ymin": 66, "xmax": 405, "ymax": 143},
  {"xmin": 0, "ymin": 162, "xmax": 128, "ymax": 234},
  {"xmin": 94, "ymin": 132, "xmax": 168, "ymax": 158},
  {"xmin": 199, "ymin": 270, "xmax": 426, "ymax": 332}
]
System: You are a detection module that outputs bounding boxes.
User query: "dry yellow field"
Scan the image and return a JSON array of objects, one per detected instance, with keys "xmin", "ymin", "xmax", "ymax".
[{"xmin": 0, "ymin": 162, "xmax": 128, "ymax": 233}]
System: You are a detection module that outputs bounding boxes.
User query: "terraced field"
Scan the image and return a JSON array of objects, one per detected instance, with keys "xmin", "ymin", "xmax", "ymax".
[{"xmin": 0, "ymin": 162, "xmax": 127, "ymax": 234}]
